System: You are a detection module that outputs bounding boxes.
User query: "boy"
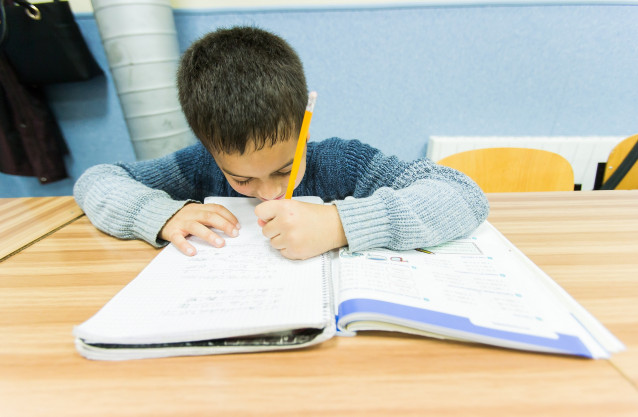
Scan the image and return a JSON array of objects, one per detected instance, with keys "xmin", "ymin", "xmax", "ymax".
[{"xmin": 74, "ymin": 26, "xmax": 489, "ymax": 260}]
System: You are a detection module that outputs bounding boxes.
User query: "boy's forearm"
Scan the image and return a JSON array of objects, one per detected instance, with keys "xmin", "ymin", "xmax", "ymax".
[
  {"xmin": 74, "ymin": 164, "xmax": 194, "ymax": 247},
  {"xmin": 326, "ymin": 204, "xmax": 348, "ymax": 250},
  {"xmin": 325, "ymin": 141, "xmax": 489, "ymax": 252},
  {"xmin": 335, "ymin": 178, "xmax": 489, "ymax": 252}
]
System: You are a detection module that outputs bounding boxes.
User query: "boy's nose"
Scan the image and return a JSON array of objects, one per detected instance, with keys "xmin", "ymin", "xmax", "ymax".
[{"xmin": 257, "ymin": 181, "xmax": 283, "ymax": 201}]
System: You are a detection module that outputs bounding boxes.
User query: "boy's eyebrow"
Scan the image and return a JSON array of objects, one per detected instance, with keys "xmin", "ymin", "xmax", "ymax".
[{"xmin": 222, "ymin": 159, "xmax": 295, "ymax": 178}]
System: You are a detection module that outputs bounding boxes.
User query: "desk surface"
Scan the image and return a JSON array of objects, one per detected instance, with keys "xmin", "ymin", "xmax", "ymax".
[
  {"xmin": 1, "ymin": 191, "xmax": 637, "ymax": 417},
  {"xmin": 0, "ymin": 196, "xmax": 83, "ymax": 260}
]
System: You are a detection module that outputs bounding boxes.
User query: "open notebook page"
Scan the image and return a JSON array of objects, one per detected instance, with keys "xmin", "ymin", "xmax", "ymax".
[
  {"xmin": 334, "ymin": 222, "xmax": 621, "ymax": 358},
  {"xmin": 74, "ymin": 197, "xmax": 331, "ymax": 345}
]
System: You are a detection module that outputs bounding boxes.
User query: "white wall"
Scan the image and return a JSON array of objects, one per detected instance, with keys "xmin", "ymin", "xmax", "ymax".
[
  {"xmin": 61, "ymin": 0, "xmax": 453, "ymax": 13},
  {"xmin": 61, "ymin": 0, "xmax": 638, "ymax": 14}
]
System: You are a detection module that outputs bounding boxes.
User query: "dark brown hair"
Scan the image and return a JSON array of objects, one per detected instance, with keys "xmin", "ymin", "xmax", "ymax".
[{"xmin": 177, "ymin": 26, "xmax": 308, "ymax": 154}]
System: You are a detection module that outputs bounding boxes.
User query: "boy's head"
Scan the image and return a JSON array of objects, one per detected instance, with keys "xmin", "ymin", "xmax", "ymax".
[
  {"xmin": 177, "ymin": 26, "xmax": 309, "ymax": 201},
  {"xmin": 177, "ymin": 26, "xmax": 308, "ymax": 156}
]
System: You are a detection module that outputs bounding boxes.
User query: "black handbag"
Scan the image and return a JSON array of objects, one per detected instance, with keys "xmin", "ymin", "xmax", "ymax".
[{"xmin": 0, "ymin": 0, "xmax": 102, "ymax": 85}]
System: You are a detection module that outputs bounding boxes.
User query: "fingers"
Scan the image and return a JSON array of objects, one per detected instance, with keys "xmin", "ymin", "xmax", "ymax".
[
  {"xmin": 268, "ymin": 233, "xmax": 285, "ymax": 250},
  {"xmin": 170, "ymin": 232, "xmax": 197, "ymax": 256},
  {"xmin": 195, "ymin": 203, "xmax": 241, "ymax": 236},
  {"xmin": 254, "ymin": 200, "xmax": 280, "ymax": 223},
  {"xmin": 168, "ymin": 221, "xmax": 228, "ymax": 256},
  {"xmin": 253, "ymin": 200, "xmax": 273, "ymax": 217},
  {"xmin": 260, "ymin": 219, "xmax": 279, "ymax": 240},
  {"xmin": 189, "ymin": 220, "xmax": 230, "ymax": 245},
  {"xmin": 161, "ymin": 203, "xmax": 242, "ymax": 255},
  {"xmin": 255, "ymin": 201, "xmax": 345, "ymax": 261},
  {"xmin": 254, "ymin": 201, "xmax": 287, "ymax": 251},
  {"xmin": 176, "ymin": 203, "xmax": 239, "ymax": 237},
  {"xmin": 255, "ymin": 201, "xmax": 299, "ymax": 255},
  {"xmin": 254, "ymin": 200, "xmax": 291, "ymax": 236}
]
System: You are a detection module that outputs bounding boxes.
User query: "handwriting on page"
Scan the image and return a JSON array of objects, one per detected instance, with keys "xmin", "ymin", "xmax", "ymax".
[
  {"xmin": 119, "ymin": 238, "xmax": 328, "ymax": 338},
  {"xmin": 181, "ymin": 242, "xmax": 284, "ymax": 279},
  {"xmin": 159, "ymin": 243, "xmax": 290, "ymax": 316},
  {"xmin": 169, "ymin": 288, "xmax": 285, "ymax": 316}
]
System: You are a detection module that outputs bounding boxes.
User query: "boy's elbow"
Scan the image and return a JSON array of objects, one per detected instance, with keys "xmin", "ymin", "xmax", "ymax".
[
  {"xmin": 73, "ymin": 166, "xmax": 97, "ymax": 208},
  {"xmin": 470, "ymin": 185, "xmax": 490, "ymax": 227},
  {"xmin": 476, "ymin": 202, "xmax": 489, "ymax": 229},
  {"xmin": 73, "ymin": 164, "xmax": 121, "ymax": 208},
  {"xmin": 453, "ymin": 176, "xmax": 489, "ymax": 229}
]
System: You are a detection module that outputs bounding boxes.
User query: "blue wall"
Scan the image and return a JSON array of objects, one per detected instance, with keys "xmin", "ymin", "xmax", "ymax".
[{"xmin": 2, "ymin": 3, "xmax": 638, "ymax": 197}]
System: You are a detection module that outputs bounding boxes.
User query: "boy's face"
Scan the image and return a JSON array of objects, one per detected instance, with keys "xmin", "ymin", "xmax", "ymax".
[{"xmin": 212, "ymin": 137, "xmax": 307, "ymax": 201}]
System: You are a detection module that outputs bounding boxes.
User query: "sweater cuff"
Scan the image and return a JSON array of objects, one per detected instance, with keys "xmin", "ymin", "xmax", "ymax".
[
  {"xmin": 132, "ymin": 197, "xmax": 198, "ymax": 247},
  {"xmin": 334, "ymin": 195, "xmax": 392, "ymax": 251}
]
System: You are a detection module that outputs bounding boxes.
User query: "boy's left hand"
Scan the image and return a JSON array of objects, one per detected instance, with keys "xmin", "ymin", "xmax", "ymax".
[{"xmin": 255, "ymin": 200, "xmax": 347, "ymax": 260}]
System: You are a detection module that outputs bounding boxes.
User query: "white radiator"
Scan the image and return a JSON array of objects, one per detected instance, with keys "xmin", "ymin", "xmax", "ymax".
[{"xmin": 426, "ymin": 136, "xmax": 625, "ymax": 190}]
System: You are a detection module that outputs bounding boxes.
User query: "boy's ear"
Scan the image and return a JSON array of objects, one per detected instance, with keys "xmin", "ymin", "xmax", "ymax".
[{"xmin": 306, "ymin": 133, "xmax": 310, "ymax": 143}]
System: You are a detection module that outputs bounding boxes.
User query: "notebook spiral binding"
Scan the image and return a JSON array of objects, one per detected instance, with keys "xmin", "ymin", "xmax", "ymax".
[{"xmin": 320, "ymin": 252, "xmax": 337, "ymax": 329}]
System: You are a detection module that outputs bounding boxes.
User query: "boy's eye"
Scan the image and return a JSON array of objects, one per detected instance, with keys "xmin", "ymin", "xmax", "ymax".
[
  {"xmin": 234, "ymin": 178, "xmax": 252, "ymax": 186},
  {"xmin": 274, "ymin": 171, "xmax": 291, "ymax": 177}
]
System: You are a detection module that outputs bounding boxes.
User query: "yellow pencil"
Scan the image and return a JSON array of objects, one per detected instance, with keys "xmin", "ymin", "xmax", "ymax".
[{"xmin": 285, "ymin": 91, "xmax": 317, "ymax": 199}]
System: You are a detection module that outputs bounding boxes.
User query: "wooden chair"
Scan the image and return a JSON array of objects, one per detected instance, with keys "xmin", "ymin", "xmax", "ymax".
[
  {"xmin": 601, "ymin": 134, "xmax": 638, "ymax": 190},
  {"xmin": 437, "ymin": 147, "xmax": 574, "ymax": 192}
]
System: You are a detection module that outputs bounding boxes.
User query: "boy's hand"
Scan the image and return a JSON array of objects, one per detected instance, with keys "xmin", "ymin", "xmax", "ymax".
[
  {"xmin": 160, "ymin": 203, "xmax": 240, "ymax": 256},
  {"xmin": 254, "ymin": 200, "xmax": 347, "ymax": 260}
]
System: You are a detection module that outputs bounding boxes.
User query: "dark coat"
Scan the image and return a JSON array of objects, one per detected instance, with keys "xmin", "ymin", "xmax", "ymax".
[{"xmin": 0, "ymin": 53, "xmax": 67, "ymax": 184}]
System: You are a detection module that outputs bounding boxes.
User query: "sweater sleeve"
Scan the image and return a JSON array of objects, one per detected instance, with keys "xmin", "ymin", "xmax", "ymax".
[
  {"xmin": 73, "ymin": 145, "xmax": 208, "ymax": 247},
  {"xmin": 326, "ymin": 140, "xmax": 489, "ymax": 251}
]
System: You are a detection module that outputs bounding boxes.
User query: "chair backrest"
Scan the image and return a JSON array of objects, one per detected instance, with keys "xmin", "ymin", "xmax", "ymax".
[
  {"xmin": 437, "ymin": 147, "xmax": 574, "ymax": 192},
  {"xmin": 602, "ymin": 134, "xmax": 638, "ymax": 190}
]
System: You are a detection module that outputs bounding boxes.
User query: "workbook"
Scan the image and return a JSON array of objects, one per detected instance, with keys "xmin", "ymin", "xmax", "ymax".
[{"xmin": 73, "ymin": 197, "xmax": 624, "ymax": 360}]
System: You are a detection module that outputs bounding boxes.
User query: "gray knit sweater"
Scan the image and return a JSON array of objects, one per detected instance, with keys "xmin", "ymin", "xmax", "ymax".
[{"xmin": 74, "ymin": 138, "xmax": 489, "ymax": 251}]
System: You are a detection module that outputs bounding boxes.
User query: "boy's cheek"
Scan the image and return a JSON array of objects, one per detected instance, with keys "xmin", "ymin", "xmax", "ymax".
[
  {"xmin": 294, "ymin": 165, "xmax": 306, "ymax": 188},
  {"xmin": 238, "ymin": 186, "xmax": 256, "ymax": 198}
]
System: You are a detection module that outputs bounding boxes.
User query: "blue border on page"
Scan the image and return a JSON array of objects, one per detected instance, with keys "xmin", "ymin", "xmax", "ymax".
[{"xmin": 338, "ymin": 298, "xmax": 593, "ymax": 357}]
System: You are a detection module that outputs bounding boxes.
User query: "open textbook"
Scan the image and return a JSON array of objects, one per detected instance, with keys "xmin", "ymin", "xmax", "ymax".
[{"xmin": 74, "ymin": 197, "xmax": 624, "ymax": 360}]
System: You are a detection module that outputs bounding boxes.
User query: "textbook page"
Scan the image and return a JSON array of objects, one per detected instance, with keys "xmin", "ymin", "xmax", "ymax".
[
  {"xmin": 74, "ymin": 197, "xmax": 333, "ymax": 357},
  {"xmin": 335, "ymin": 222, "xmax": 620, "ymax": 358}
]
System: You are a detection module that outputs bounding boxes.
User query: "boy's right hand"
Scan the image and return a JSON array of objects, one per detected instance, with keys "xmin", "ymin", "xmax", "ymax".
[{"xmin": 160, "ymin": 203, "xmax": 240, "ymax": 256}]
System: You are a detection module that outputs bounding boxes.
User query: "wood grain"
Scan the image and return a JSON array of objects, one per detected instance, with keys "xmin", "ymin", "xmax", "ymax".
[
  {"xmin": 0, "ymin": 196, "xmax": 84, "ymax": 260},
  {"xmin": 0, "ymin": 192, "xmax": 637, "ymax": 417}
]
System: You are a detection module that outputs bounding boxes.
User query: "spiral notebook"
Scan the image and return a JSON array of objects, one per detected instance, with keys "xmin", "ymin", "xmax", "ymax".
[{"xmin": 73, "ymin": 197, "xmax": 624, "ymax": 360}]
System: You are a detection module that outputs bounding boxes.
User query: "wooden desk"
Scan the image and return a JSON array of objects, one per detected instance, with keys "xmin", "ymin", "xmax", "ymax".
[
  {"xmin": 0, "ymin": 196, "xmax": 84, "ymax": 261},
  {"xmin": 1, "ymin": 191, "xmax": 637, "ymax": 417}
]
